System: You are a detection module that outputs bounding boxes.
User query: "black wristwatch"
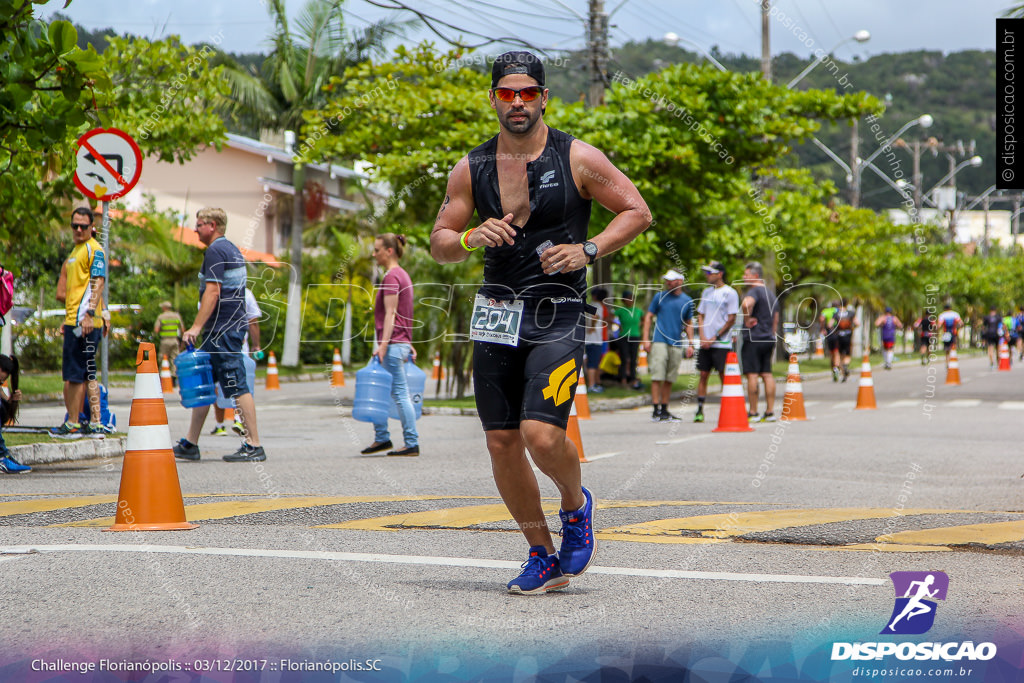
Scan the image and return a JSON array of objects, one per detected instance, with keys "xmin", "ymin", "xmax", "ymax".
[
  {"xmin": 85, "ymin": 309, "xmax": 95, "ymax": 317},
  {"xmin": 582, "ymin": 241, "xmax": 599, "ymax": 264}
]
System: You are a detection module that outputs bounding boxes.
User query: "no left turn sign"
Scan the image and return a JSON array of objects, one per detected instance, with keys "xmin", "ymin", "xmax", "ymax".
[{"xmin": 74, "ymin": 127, "xmax": 143, "ymax": 201}]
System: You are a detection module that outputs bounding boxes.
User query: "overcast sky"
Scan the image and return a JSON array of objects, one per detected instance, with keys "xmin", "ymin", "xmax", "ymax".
[{"xmin": 41, "ymin": 0, "xmax": 1010, "ymax": 60}]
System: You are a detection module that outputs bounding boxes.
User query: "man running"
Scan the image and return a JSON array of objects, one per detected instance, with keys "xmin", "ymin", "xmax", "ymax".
[
  {"xmin": 981, "ymin": 307, "xmax": 1002, "ymax": 368},
  {"xmin": 936, "ymin": 303, "xmax": 962, "ymax": 367},
  {"xmin": 874, "ymin": 307, "xmax": 903, "ymax": 370},
  {"xmin": 430, "ymin": 51, "xmax": 651, "ymax": 594}
]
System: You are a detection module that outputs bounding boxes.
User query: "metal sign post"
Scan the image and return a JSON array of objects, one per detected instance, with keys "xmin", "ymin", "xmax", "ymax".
[{"xmin": 73, "ymin": 127, "xmax": 142, "ymax": 390}]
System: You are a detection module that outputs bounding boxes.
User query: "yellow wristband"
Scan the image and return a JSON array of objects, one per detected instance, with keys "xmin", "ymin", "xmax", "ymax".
[{"xmin": 460, "ymin": 228, "xmax": 480, "ymax": 252}]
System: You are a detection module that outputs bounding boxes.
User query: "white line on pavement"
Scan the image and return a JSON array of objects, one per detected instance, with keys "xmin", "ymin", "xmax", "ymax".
[
  {"xmin": 998, "ymin": 401, "xmax": 1024, "ymax": 410},
  {"xmin": 584, "ymin": 451, "xmax": 623, "ymax": 461},
  {"xmin": 887, "ymin": 400, "xmax": 921, "ymax": 408},
  {"xmin": 655, "ymin": 434, "xmax": 713, "ymax": 446},
  {"xmin": 0, "ymin": 544, "xmax": 886, "ymax": 586},
  {"xmin": 945, "ymin": 399, "xmax": 982, "ymax": 408}
]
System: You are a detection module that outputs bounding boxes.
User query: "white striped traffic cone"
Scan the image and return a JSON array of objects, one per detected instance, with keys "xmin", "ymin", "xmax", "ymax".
[
  {"xmin": 331, "ymin": 348, "xmax": 345, "ymax": 387},
  {"xmin": 106, "ymin": 343, "xmax": 197, "ymax": 532},
  {"xmin": 713, "ymin": 352, "xmax": 753, "ymax": 432},
  {"xmin": 265, "ymin": 351, "xmax": 280, "ymax": 390},
  {"xmin": 567, "ymin": 399, "xmax": 587, "ymax": 463},
  {"xmin": 854, "ymin": 354, "xmax": 877, "ymax": 410},
  {"xmin": 945, "ymin": 348, "xmax": 961, "ymax": 385},
  {"xmin": 574, "ymin": 368, "xmax": 591, "ymax": 420},
  {"xmin": 780, "ymin": 354, "xmax": 807, "ymax": 421},
  {"xmin": 160, "ymin": 354, "xmax": 174, "ymax": 393}
]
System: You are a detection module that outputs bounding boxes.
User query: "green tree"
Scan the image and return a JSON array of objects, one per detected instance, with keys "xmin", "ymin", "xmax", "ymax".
[
  {"xmin": 1, "ymin": 24, "xmax": 228, "ymax": 297},
  {"xmin": 218, "ymin": 0, "xmax": 408, "ymax": 368}
]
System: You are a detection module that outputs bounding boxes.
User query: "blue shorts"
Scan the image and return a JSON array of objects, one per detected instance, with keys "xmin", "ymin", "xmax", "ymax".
[
  {"xmin": 215, "ymin": 354, "xmax": 256, "ymax": 408},
  {"xmin": 585, "ymin": 343, "xmax": 604, "ymax": 370},
  {"xmin": 62, "ymin": 325, "xmax": 102, "ymax": 383},
  {"xmin": 200, "ymin": 329, "xmax": 248, "ymax": 399}
]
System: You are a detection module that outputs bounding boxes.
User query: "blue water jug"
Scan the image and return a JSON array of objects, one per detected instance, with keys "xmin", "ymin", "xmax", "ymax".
[
  {"xmin": 175, "ymin": 343, "xmax": 216, "ymax": 408},
  {"xmin": 353, "ymin": 357, "xmax": 392, "ymax": 423},
  {"xmin": 388, "ymin": 357, "xmax": 426, "ymax": 421}
]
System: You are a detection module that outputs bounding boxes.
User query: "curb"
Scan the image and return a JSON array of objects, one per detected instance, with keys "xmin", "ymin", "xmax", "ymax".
[{"xmin": 10, "ymin": 436, "xmax": 127, "ymax": 466}]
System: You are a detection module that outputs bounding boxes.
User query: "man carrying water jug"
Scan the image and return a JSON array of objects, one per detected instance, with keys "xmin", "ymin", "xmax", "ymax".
[
  {"xmin": 173, "ymin": 208, "xmax": 266, "ymax": 463},
  {"xmin": 430, "ymin": 52, "xmax": 650, "ymax": 594}
]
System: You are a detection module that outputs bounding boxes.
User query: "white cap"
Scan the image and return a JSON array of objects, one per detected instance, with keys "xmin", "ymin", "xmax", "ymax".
[{"xmin": 662, "ymin": 269, "xmax": 684, "ymax": 280}]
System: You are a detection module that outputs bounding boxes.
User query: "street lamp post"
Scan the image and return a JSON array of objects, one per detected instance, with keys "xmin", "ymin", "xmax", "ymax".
[
  {"xmin": 926, "ymin": 155, "xmax": 982, "ymax": 241},
  {"xmin": 852, "ymin": 113, "xmax": 933, "ymax": 208},
  {"xmin": 663, "ymin": 32, "xmax": 727, "ymax": 72},
  {"xmin": 786, "ymin": 30, "xmax": 871, "ymax": 89}
]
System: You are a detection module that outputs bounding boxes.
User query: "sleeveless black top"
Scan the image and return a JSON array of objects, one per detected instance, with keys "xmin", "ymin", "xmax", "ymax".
[{"xmin": 469, "ymin": 127, "xmax": 592, "ymax": 302}]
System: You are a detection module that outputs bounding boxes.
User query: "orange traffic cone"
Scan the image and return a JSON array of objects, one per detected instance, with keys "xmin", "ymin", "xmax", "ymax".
[
  {"xmin": 574, "ymin": 368, "xmax": 591, "ymax": 420},
  {"xmin": 713, "ymin": 352, "xmax": 753, "ymax": 432},
  {"xmin": 160, "ymin": 354, "xmax": 174, "ymax": 393},
  {"xmin": 814, "ymin": 337, "xmax": 825, "ymax": 358},
  {"xmin": 223, "ymin": 407, "xmax": 234, "ymax": 423},
  {"xmin": 998, "ymin": 340, "xmax": 1012, "ymax": 371},
  {"xmin": 854, "ymin": 354, "xmax": 877, "ymax": 410},
  {"xmin": 331, "ymin": 348, "xmax": 345, "ymax": 386},
  {"xmin": 945, "ymin": 348, "xmax": 961, "ymax": 385},
  {"xmin": 780, "ymin": 354, "xmax": 807, "ymax": 421},
  {"xmin": 637, "ymin": 346, "xmax": 648, "ymax": 373},
  {"xmin": 566, "ymin": 400, "xmax": 587, "ymax": 463},
  {"xmin": 265, "ymin": 351, "xmax": 280, "ymax": 390},
  {"xmin": 106, "ymin": 343, "xmax": 197, "ymax": 532},
  {"xmin": 431, "ymin": 351, "xmax": 445, "ymax": 380}
]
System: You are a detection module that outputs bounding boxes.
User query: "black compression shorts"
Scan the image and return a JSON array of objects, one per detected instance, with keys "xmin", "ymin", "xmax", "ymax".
[{"xmin": 473, "ymin": 301, "xmax": 585, "ymax": 431}]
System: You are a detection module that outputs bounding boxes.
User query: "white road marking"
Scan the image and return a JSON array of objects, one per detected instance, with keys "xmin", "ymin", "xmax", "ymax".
[
  {"xmin": 584, "ymin": 451, "xmax": 623, "ymax": 461},
  {"xmin": 887, "ymin": 400, "xmax": 921, "ymax": 408},
  {"xmin": 998, "ymin": 401, "xmax": 1024, "ymax": 410},
  {"xmin": 946, "ymin": 399, "xmax": 981, "ymax": 408},
  {"xmin": 655, "ymin": 434, "xmax": 713, "ymax": 446},
  {"xmin": 0, "ymin": 544, "xmax": 885, "ymax": 586},
  {"xmin": 832, "ymin": 401, "xmax": 856, "ymax": 410}
]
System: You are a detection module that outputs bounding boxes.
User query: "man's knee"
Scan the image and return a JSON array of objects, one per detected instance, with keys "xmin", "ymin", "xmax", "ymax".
[{"xmin": 520, "ymin": 420, "xmax": 565, "ymax": 455}]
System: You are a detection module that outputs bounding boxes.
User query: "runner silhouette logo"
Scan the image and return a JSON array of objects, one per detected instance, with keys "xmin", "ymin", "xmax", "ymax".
[{"xmin": 881, "ymin": 571, "xmax": 949, "ymax": 635}]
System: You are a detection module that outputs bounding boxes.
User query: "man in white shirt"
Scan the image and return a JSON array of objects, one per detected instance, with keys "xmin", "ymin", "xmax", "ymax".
[{"xmin": 694, "ymin": 260, "xmax": 739, "ymax": 423}]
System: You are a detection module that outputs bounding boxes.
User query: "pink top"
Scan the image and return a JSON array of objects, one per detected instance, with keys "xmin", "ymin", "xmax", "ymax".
[{"xmin": 374, "ymin": 265, "xmax": 414, "ymax": 344}]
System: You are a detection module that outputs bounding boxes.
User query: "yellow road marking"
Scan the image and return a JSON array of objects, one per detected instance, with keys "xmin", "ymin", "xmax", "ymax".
[
  {"xmin": 595, "ymin": 532, "xmax": 725, "ymax": 545},
  {"xmin": 835, "ymin": 543, "xmax": 952, "ymax": 553},
  {"xmin": 600, "ymin": 508, "xmax": 966, "ymax": 539},
  {"xmin": 0, "ymin": 495, "xmax": 117, "ymax": 516},
  {"xmin": 58, "ymin": 495, "xmax": 488, "ymax": 528},
  {"xmin": 320, "ymin": 503, "xmax": 560, "ymax": 530},
  {"xmin": 881, "ymin": 520, "xmax": 1024, "ymax": 547}
]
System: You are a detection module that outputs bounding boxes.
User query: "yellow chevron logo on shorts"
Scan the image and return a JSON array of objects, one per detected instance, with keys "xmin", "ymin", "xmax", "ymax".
[{"xmin": 541, "ymin": 358, "xmax": 577, "ymax": 406}]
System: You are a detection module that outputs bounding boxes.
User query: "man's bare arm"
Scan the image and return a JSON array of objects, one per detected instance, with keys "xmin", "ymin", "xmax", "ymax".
[{"xmin": 430, "ymin": 157, "xmax": 516, "ymax": 264}]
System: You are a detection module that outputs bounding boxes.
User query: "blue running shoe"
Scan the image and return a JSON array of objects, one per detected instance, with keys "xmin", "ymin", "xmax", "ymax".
[
  {"xmin": 0, "ymin": 456, "xmax": 31, "ymax": 474},
  {"xmin": 558, "ymin": 486, "xmax": 596, "ymax": 576},
  {"xmin": 507, "ymin": 546, "xmax": 570, "ymax": 595}
]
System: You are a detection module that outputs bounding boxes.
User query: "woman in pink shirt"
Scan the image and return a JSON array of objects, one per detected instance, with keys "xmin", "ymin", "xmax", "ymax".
[{"xmin": 361, "ymin": 233, "xmax": 419, "ymax": 456}]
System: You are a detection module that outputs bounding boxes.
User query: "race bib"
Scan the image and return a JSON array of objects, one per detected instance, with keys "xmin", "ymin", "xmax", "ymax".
[
  {"xmin": 942, "ymin": 332, "xmax": 952, "ymax": 343},
  {"xmin": 470, "ymin": 295, "xmax": 524, "ymax": 346}
]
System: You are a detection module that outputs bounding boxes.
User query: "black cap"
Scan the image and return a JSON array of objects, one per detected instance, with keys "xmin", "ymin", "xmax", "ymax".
[
  {"xmin": 491, "ymin": 51, "xmax": 545, "ymax": 88},
  {"xmin": 701, "ymin": 260, "xmax": 725, "ymax": 275}
]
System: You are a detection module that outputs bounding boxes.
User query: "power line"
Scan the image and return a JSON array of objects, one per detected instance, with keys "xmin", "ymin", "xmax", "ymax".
[
  {"xmin": 360, "ymin": 0, "xmax": 547, "ymax": 51},
  {"xmin": 462, "ymin": 0, "xmax": 581, "ymax": 24}
]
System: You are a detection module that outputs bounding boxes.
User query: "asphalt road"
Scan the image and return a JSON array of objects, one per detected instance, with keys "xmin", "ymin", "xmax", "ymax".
[{"xmin": 1, "ymin": 353, "xmax": 1022, "ymax": 681}]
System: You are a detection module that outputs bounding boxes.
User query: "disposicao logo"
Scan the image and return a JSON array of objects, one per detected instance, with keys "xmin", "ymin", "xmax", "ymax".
[
  {"xmin": 881, "ymin": 571, "xmax": 948, "ymax": 635},
  {"xmin": 831, "ymin": 571, "xmax": 997, "ymax": 663}
]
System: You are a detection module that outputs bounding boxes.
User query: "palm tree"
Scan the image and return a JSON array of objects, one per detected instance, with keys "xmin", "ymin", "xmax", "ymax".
[{"xmin": 219, "ymin": 0, "xmax": 409, "ymax": 366}]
